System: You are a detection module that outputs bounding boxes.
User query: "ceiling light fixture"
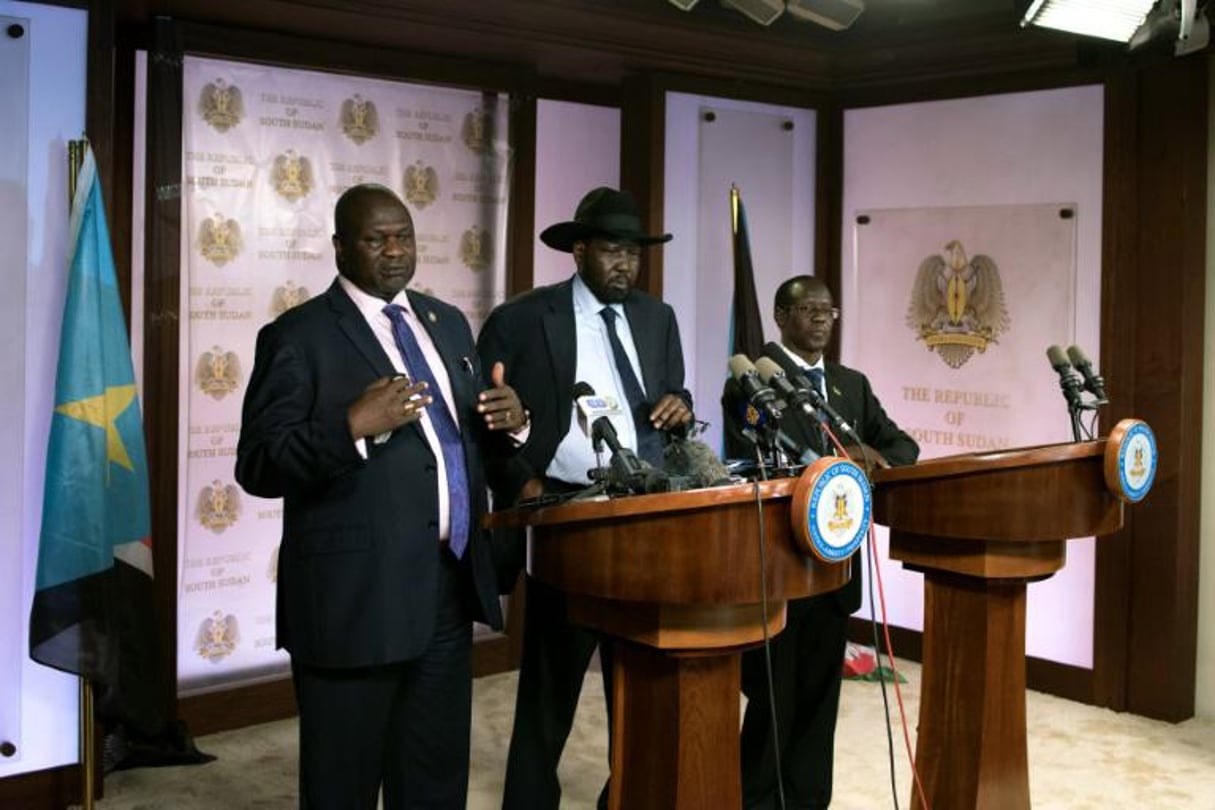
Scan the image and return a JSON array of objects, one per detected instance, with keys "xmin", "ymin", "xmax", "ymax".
[
  {"xmin": 720, "ymin": 0, "xmax": 785, "ymax": 26},
  {"xmin": 785, "ymin": 0, "xmax": 865, "ymax": 31},
  {"xmin": 1020, "ymin": 0, "xmax": 1157, "ymax": 43}
]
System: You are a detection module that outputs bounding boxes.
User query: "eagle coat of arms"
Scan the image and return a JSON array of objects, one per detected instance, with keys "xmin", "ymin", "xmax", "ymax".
[
  {"xmin": 197, "ymin": 479, "xmax": 241, "ymax": 534},
  {"xmin": 339, "ymin": 94, "xmax": 379, "ymax": 145},
  {"xmin": 461, "ymin": 107, "xmax": 494, "ymax": 155},
  {"xmin": 195, "ymin": 610, "xmax": 240, "ymax": 662},
  {"xmin": 270, "ymin": 282, "xmax": 311, "ymax": 318},
  {"xmin": 196, "ymin": 346, "xmax": 242, "ymax": 400},
  {"xmin": 271, "ymin": 149, "xmax": 314, "ymax": 203},
  {"xmin": 906, "ymin": 240, "xmax": 1011, "ymax": 369},
  {"xmin": 199, "ymin": 78, "xmax": 244, "ymax": 133},
  {"xmin": 404, "ymin": 161, "xmax": 439, "ymax": 209},
  {"xmin": 198, "ymin": 213, "xmax": 242, "ymax": 267},
  {"xmin": 459, "ymin": 225, "xmax": 491, "ymax": 272}
]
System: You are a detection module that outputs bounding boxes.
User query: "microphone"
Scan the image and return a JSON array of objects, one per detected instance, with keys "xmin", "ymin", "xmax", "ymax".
[
  {"xmin": 1066, "ymin": 345, "xmax": 1108, "ymax": 405},
  {"xmin": 754, "ymin": 357, "xmax": 816, "ymax": 417},
  {"xmin": 662, "ymin": 435, "xmax": 733, "ymax": 490},
  {"xmin": 1046, "ymin": 345, "xmax": 1085, "ymax": 410},
  {"xmin": 728, "ymin": 354, "xmax": 782, "ymax": 421},
  {"xmin": 571, "ymin": 381, "xmax": 668, "ymax": 494},
  {"xmin": 770, "ymin": 362, "xmax": 858, "ymax": 441},
  {"xmin": 572, "ymin": 381, "xmax": 625, "ymax": 450},
  {"xmin": 774, "ymin": 429, "xmax": 820, "ymax": 467}
]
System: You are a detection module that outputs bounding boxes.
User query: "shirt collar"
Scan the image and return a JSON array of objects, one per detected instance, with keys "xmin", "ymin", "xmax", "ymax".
[
  {"xmin": 775, "ymin": 342, "xmax": 825, "ymax": 374},
  {"xmin": 571, "ymin": 273, "xmax": 626, "ymax": 319},
  {"xmin": 338, "ymin": 275, "xmax": 412, "ymax": 321}
]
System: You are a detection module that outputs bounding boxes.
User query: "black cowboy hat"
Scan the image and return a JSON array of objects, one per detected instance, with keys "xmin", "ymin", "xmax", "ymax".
[{"xmin": 539, "ymin": 187, "xmax": 673, "ymax": 252}]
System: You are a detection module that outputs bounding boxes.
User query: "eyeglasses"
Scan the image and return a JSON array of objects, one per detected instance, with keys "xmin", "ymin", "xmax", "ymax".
[{"xmin": 783, "ymin": 304, "xmax": 840, "ymax": 321}]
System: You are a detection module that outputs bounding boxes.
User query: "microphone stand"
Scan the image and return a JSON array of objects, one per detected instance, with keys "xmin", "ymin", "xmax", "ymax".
[{"xmin": 1068, "ymin": 398, "xmax": 1084, "ymax": 443}]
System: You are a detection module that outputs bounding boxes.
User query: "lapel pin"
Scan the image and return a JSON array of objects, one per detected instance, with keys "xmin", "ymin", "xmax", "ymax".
[
  {"xmin": 427, "ymin": 310, "xmax": 437, "ymax": 323},
  {"xmin": 831, "ymin": 385, "xmax": 842, "ymax": 397}
]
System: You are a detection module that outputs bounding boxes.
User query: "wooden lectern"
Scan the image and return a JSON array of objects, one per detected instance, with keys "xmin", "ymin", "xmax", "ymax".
[
  {"xmin": 488, "ymin": 480, "xmax": 849, "ymax": 810},
  {"xmin": 872, "ymin": 440, "xmax": 1125, "ymax": 810}
]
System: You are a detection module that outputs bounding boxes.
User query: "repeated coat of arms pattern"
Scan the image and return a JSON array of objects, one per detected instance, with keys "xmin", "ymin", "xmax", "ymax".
[{"xmin": 179, "ymin": 55, "xmax": 512, "ymax": 687}]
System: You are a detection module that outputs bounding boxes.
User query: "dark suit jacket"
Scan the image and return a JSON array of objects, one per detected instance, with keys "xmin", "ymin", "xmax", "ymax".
[
  {"xmin": 722, "ymin": 341, "xmax": 919, "ymax": 614},
  {"xmin": 476, "ymin": 278, "xmax": 693, "ymax": 503},
  {"xmin": 235, "ymin": 280, "xmax": 504, "ymax": 669}
]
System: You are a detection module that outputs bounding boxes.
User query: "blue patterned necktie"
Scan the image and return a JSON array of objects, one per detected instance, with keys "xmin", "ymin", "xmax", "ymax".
[
  {"xmin": 805, "ymin": 367, "xmax": 828, "ymax": 455},
  {"xmin": 383, "ymin": 304, "xmax": 470, "ymax": 559},
  {"xmin": 598, "ymin": 307, "xmax": 663, "ymax": 466}
]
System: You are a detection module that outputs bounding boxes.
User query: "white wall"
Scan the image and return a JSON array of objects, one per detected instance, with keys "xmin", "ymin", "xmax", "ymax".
[
  {"xmin": 842, "ymin": 86, "xmax": 1105, "ymax": 668},
  {"xmin": 1197, "ymin": 53, "xmax": 1215, "ymax": 719},
  {"xmin": 533, "ymin": 99, "xmax": 620, "ymax": 289},
  {"xmin": 0, "ymin": 0, "xmax": 88, "ymax": 778},
  {"xmin": 664, "ymin": 93, "xmax": 816, "ymax": 451}
]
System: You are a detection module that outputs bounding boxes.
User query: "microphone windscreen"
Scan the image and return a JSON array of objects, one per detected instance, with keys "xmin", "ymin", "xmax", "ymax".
[
  {"xmin": 728, "ymin": 354, "xmax": 756, "ymax": 381},
  {"xmin": 1065, "ymin": 345, "xmax": 1091, "ymax": 368},
  {"xmin": 571, "ymin": 380, "xmax": 595, "ymax": 399},
  {"xmin": 1046, "ymin": 344, "xmax": 1071, "ymax": 370},
  {"xmin": 753, "ymin": 356, "xmax": 784, "ymax": 384},
  {"xmin": 663, "ymin": 438, "xmax": 732, "ymax": 488}
]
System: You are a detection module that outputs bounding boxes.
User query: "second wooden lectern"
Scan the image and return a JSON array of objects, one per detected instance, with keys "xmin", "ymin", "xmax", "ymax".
[
  {"xmin": 873, "ymin": 439, "xmax": 1130, "ymax": 810},
  {"xmin": 489, "ymin": 479, "xmax": 849, "ymax": 810}
]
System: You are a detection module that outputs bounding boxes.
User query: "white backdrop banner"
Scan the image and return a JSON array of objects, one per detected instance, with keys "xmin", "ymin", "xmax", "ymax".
[
  {"xmin": 177, "ymin": 55, "xmax": 511, "ymax": 691},
  {"xmin": 855, "ymin": 203, "xmax": 1077, "ymax": 456},
  {"xmin": 852, "ymin": 203, "xmax": 1091, "ymax": 656}
]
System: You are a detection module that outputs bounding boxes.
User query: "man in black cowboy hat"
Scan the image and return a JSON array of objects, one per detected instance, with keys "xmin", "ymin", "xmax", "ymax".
[{"xmin": 477, "ymin": 186, "xmax": 694, "ymax": 809}]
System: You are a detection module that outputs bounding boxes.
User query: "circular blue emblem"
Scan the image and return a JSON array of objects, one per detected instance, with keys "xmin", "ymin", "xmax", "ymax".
[
  {"xmin": 1117, "ymin": 421, "xmax": 1157, "ymax": 503},
  {"xmin": 803, "ymin": 460, "xmax": 872, "ymax": 562}
]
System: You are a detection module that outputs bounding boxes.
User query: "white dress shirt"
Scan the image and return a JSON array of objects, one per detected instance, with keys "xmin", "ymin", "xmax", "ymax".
[
  {"xmin": 547, "ymin": 274, "xmax": 648, "ymax": 485},
  {"xmin": 339, "ymin": 275, "xmax": 457, "ymax": 540}
]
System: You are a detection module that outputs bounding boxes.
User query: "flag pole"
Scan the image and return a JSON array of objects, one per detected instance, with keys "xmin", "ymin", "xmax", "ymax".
[
  {"xmin": 730, "ymin": 183, "xmax": 739, "ymax": 235},
  {"xmin": 67, "ymin": 136, "xmax": 97, "ymax": 810}
]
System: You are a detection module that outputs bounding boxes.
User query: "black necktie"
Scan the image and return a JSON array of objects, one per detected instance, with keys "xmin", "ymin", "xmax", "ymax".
[
  {"xmin": 599, "ymin": 307, "xmax": 663, "ymax": 466},
  {"xmin": 383, "ymin": 304, "xmax": 470, "ymax": 558}
]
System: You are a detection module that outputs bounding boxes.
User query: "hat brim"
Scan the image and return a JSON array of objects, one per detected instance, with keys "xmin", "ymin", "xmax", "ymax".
[{"xmin": 539, "ymin": 221, "xmax": 674, "ymax": 253}]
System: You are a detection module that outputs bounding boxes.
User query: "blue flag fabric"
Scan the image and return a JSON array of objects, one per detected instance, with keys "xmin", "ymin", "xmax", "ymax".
[{"xmin": 29, "ymin": 146, "xmax": 162, "ymax": 734}]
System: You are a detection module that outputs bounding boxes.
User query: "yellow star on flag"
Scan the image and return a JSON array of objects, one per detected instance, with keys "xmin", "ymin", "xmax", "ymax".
[{"xmin": 55, "ymin": 384, "xmax": 138, "ymax": 472}]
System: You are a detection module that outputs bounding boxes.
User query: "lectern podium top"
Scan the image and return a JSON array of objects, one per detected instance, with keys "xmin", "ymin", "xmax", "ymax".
[
  {"xmin": 485, "ymin": 477, "xmax": 799, "ymax": 530},
  {"xmin": 873, "ymin": 438, "xmax": 1123, "ymax": 542},
  {"xmin": 487, "ymin": 476, "xmax": 852, "ymax": 606},
  {"xmin": 874, "ymin": 439, "xmax": 1104, "ymax": 486}
]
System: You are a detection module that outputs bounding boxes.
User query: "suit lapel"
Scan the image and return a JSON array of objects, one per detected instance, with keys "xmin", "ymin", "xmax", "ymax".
[
  {"xmin": 328, "ymin": 281, "xmax": 397, "ymax": 379},
  {"xmin": 624, "ymin": 295, "xmax": 661, "ymax": 399},
  {"xmin": 823, "ymin": 363, "xmax": 860, "ymax": 427},
  {"xmin": 542, "ymin": 282, "xmax": 577, "ymax": 400}
]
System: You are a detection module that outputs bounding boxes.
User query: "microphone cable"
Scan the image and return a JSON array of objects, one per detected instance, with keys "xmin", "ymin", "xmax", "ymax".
[
  {"xmin": 750, "ymin": 442, "xmax": 787, "ymax": 810},
  {"xmin": 818, "ymin": 423, "xmax": 930, "ymax": 810},
  {"xmin": 866, "ymin": 520, "xmax": 931, "ymax": 810}
]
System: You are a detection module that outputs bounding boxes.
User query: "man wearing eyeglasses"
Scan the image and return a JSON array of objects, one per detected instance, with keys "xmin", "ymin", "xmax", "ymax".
[{"xmin": 722, "ymin": 274, "xmax": 918, "ymax": 810}]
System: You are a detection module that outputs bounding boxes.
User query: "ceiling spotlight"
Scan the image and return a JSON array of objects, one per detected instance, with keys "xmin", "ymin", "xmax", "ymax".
[
  {"xmin": 720, "ymin": 0, "xmax": 784, "ymax": 26},
  {"xmin": 1021, "ymin": 0, "xmax": 1157, "ymax": 43},
  {"xmin": 668, "ymin": 0, "xmax": 701, "ymax": 9},
  {"xmin": 785, "ymin": 0, "xmax": 865, "ymax": 31},
  {"xmin": 1128, "ymin": 0, "xmax": 1211, "ymax": 54}
]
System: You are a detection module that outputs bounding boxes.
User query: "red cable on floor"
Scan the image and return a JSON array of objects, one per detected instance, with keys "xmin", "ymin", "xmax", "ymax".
[
  {"xmin": 820, "ymin": 425, "xmax": 931, "ymax": 810},
  {"xmin": 867, "ymin": 522, "xmax": 930, "ymax": 810}
]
